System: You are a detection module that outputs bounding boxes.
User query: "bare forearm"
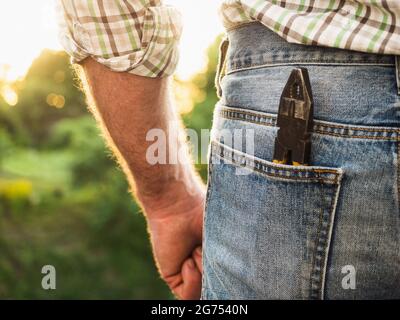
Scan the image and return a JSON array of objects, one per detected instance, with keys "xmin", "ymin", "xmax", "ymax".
[
  {"xmin": 77, "ymin": 58, "xmax": 204, "ymax": 300},
  {"xmin": 78, "ymin": 58, "xmax": 203, "ymax": 215}
]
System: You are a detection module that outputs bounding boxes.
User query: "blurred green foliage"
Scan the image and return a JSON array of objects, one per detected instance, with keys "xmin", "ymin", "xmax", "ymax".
[{"xmin": 0, "ymin": 35, "xmax": 221, "ymax": 299}]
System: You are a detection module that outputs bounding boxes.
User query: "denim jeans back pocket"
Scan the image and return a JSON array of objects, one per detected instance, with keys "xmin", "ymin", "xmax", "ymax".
[
  {"xmin": 203, "ymin": 103, "xmax": 400, "ymax": 300},
  {"xmin": 202, "ymin": 140, "xmax": 343, "ymax": 300}
]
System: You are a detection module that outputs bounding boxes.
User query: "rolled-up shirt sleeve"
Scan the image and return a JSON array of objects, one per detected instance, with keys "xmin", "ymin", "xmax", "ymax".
[{"xmin": 57, "ymin": 0, "xmax": 182, "ymax": 77}]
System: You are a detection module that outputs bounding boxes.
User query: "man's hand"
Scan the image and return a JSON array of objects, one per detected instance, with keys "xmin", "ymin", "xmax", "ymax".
[
  {"xmin": 146, "ymin": 185, "xmax": 204, "ymax": 299},
  {"xmin": 79, "ymin": 58, "xmax": 205, "ymax": 299}
]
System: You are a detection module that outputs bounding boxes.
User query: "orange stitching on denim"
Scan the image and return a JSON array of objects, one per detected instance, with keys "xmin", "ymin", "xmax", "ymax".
[
  {"xmin": 318, "ymin": 179, "xmax": 330, "ymax": 300},
  {"xmin": 221, "ymin": 107, "xmax": 400, "ymax": 133},
  {"xmin": 310, "ymin": 177, "xmax": 325, "ymax": 300},
  {"xmin": 313, "ymin": 130, "xmax": 398, "ymax": 140},
  {"xmin": 397, "ymin": 139, "xmax": 400, "ymax": 216},
  {"xmin": 320, "ymin": 172, "xmax": 343, "ymax": 299},
  {"xmin": 214, "ymin": 144, "xmax": 338, "ymax": 175},
  {"xmin": 211, "ymin": 141, "xmax": 338, "ymax": 174},
  {"xmin": 227, "ymin": 61, "xmax": 394, "ymax": 75},
  {"xmin": 221, "ymin": 113, "xmax": 275, "ymax": 128},
  {"xmin": 220, "ymin": 107, "xmax": 400, "ymax": 140},
  {"xmin": 221, "ymin": 109, "xmax": 276, "ymax": 122},
  {"xmin": 213, "ymin": 154, "xmax": 337, "ymax": 183},
  {"xmin": 315, "ymin": 123, "xmax": 399, "ymax": 133},
  {"xmin": 211, "ymin": 142, "xmax": 341, "ymax": 183}
]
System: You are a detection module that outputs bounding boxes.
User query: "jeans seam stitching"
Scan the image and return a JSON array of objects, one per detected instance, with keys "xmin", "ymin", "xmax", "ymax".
[
  {"xmin": 212, "ymin": 141, "xmax": 339, "ymax": 174},
  {"xmin": 397, "ymin": 138, "xmax": 400, "ymax": 218},
  {"xmin": 219, "ymin": 107, "xmax": 400, "ymax": 140},
  {"xmin": 310, "ymin": 177, "xmax": 326, "ymax": 299},
  {"xmin": 310, "ymin": 178, "xmax": 341, "ymax": 299},
  {"xmin": 395, "ymin": 56, "xmax": 400, "ymax": 95},
  {"xmin": 227, "ymin": 61, "xmax": 395, "ymax": 75},
  {"xmin": 212, "ymin": 141, "xmax": 339, "ymax": 175},
  {"xmin": 202, "ymin": 145, "xmax": 216, "ymax": 299},
  {"xmin": 211, "ymin": 142, "xmax": 341, "ymax": 183},
  {"xmin": 221, "ymin": 107, "xmax": 399, "ymax": 133},
  {"xmin": 213, "ymin": 154, "xmax": 337, "ymax": 183},
  {"xmin": 313, "ymin": 131, "xmax": 396, "ymax": 140},
  {"xmin": 321, "ymin": 174, "xmax": 342, "ymax": 300}
]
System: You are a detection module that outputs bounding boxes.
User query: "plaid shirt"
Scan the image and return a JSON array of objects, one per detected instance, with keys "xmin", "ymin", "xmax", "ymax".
[
  {"xmin": 222, "ymin": 0, "xmax": 400, "ymax": 55},
  {"xmin": 58, "ymin": 1, "xmax": 400, "ymax": 78},
  {"xmin": 58, "ymin": 0, "xmax": 182, "ymax": 77}
]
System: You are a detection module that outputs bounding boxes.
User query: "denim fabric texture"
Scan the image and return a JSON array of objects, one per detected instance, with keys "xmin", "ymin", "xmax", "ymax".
[{"xmin": 202, "ymin": 22, "xmax": 400, "ymax": 300}]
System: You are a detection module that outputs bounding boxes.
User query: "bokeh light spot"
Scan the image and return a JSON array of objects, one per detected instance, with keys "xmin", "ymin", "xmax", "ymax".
[
  {"xmin": 1, "ymin": 85, "xmax": 18, "ymax": 106},
  {"xmin": 46, "ymin": 93, "xmax": 65, "ymax": 109}
]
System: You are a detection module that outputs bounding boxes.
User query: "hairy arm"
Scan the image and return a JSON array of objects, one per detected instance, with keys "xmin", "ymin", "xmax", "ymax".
[{"xmin": 79, "ymin": 58, "xmax": 205, "ymax": 299}]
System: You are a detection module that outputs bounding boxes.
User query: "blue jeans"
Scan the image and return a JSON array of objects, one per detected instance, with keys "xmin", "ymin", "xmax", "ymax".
[{"xmin": 202, "ymin": 22, "xmax": 400, "ymax": 300}]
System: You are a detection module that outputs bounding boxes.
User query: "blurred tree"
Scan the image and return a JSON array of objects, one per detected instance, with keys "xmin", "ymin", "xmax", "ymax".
[
  {"xmin": 182, "ymin": 34, "xmax": 221, "ymax": 132},
  {"xmin": 0, "ymin": 128, "xmax": 12, "ymax": 169},
  {"xmin": 5, "ymin": 50, "xmax": 87, "ymax": 146},
  {"xmin": 182, "ymin": 34, "xmax": 223, "ymax": 180},
  {"xmin": 0, "ymin": 34, "xmax": 223, "ymax": 299}
]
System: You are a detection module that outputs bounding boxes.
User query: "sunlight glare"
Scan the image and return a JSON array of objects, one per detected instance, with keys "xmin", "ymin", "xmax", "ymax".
[
  {"xmin": 166, "ymin": 0, "xmax": 224, "ymax": 79},
  {"xmin": 0, "ymin": 0, "xmax": 60, "ymax": 82},
  {"xmin": 1, "ymin": 85, "xmax": 18, "ymax": 106},
  {"xmin": 0, "ymin": 0, "xmax": 223, "ymax": 82}
]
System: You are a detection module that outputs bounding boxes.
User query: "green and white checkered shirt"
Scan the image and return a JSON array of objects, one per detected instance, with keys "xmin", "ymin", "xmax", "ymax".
[
  {"xmin": 58, "ymin": 0, "xmax": 182, "ymax": 77},
  {"xmin": 58, "ymin": 1, "xmax": 400, "ymax": 78}
]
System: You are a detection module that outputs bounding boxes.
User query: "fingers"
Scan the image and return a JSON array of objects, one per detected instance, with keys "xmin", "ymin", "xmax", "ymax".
[
  {"xmin": 162, "ymin": 247, "xmax": 204, "ymax": 300},
  {"xmin": 180, "ymin": 257, "xmax": 202, "ymax": 300},
  {"xmin": 193, "ymin": 246, "xmax": 203, "ymax": 274}
]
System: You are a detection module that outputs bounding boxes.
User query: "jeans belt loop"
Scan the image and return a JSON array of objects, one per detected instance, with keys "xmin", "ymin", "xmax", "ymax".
[
  {"xmin": 215, "ymin": 36, "xmax": 229, "ymax": 99},
  {"xmin": 396, "ymin": 56, "xmax": 400, "ymax": 95}
]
